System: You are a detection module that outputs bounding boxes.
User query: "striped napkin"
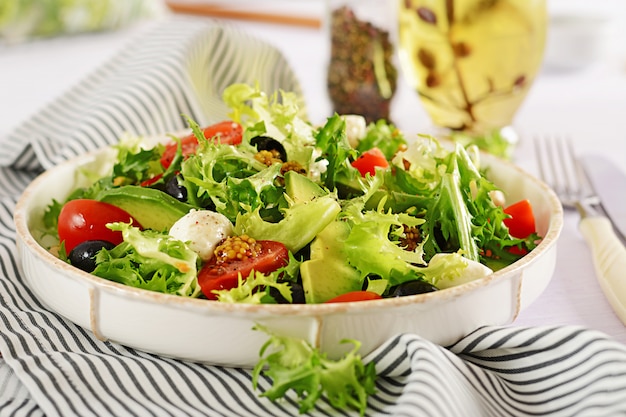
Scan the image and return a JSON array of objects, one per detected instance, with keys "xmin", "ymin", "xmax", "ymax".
[{"xmin": 2, "ymin": 15, "xmax": 626, "ymax": 417}]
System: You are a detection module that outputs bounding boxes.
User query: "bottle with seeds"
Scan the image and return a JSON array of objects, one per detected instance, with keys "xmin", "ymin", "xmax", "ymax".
[{"xmin": 326, "ymin": 0, "xmax": 398, "ymax": 123}]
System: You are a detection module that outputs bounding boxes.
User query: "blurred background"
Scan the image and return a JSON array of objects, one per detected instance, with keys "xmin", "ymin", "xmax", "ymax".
[{"xmin": 2, "ymin": 0, "xmax": 626, "ymax": 153}]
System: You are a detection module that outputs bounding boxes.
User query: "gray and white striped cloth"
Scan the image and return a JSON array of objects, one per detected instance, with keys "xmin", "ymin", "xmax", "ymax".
[{"xmin": 1, "ymin": 15, "xmax": 626, "ymax": 417}]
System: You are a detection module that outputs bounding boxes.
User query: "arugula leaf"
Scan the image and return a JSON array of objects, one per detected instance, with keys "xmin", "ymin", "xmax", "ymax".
[
  {"xmin": 252, "ymin": 325, "xmax": 376, "ymax": 415},
  {"xmin": 111, "ymin": 141, "xmax": 163, "ymax": 186},
  {"xmin": 428, "ymin": 168, "xmax": 480, "ymax": 262},
  {"xmin": 315, "ymin": 114, "xmax": 359, "ymax": 191},
  {"xmin": 390, "ymin": 138, "xmax": 527, "ymax": 266}
]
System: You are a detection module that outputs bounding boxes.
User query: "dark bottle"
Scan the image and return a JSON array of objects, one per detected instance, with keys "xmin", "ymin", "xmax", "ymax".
[{"xmin": 326, "ymin": 1, "xmax": 398, "ymax": 123}]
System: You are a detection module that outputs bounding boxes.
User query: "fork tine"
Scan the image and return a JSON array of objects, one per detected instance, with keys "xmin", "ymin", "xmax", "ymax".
[
  {"xmin": 565, "ymin": 138, "xmax": 598, "ymax": 203},
  {"xmin": 534, "ymin": 135, "xmax": 580, "ymax": 208},
  {"xmin": 534, "ymin": 136, "xmax": 562, "ymax": 193},
  {"xmin": 555, "ymin": 136, "xmax": 576, "ymax": 201},
  {"xmin": 545, "ymin": 137, "xmax": 562, "ymax": 194},
  {"xmin": 535, "ymin": 135, "xmax": 601, "ymax": 210}
]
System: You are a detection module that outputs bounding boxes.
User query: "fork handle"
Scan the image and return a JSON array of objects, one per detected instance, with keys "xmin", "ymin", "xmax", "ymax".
[{"xmin": 579, "ymin": 216, "xmax": 626, "ymax": 326}]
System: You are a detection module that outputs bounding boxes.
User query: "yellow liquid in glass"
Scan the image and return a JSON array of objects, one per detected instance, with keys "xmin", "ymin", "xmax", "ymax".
[{"xmin": 398, "ymin": 0, "xmax": 547, "ymax": 135}]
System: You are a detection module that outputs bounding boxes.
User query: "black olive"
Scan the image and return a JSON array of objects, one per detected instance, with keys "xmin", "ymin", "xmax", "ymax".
[
  {"xmin": 270, "ymin": 282, "xmax": 305, "ymax": 304},
  {"xmin": 290, "ymin": 282, "xmax": 306, "ymax": 304},
  {"xmin": 294, "ymin": 244, "xmax": 311, "ymax": 262},
  {"xmin": 389, "ymin": 280, "xmax": 438, "ymax": 297},
  {"xmin": 69, "ymin": 240, "xmax": 115, "ymax": 273},
  {"xmin": 250, "ymin": 135, "xmax": 287, "ymax": 162},
  {"xmin": 165, "ymin": 175, "xmax": 187, "ymax": 202}
]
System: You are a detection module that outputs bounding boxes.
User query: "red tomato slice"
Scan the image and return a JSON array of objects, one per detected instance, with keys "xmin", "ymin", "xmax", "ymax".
[
  {"xmin": 198, "ymin": 239, "xmax": 289, "ymax": 300},
  {"xmin": 351, "ymin": 147, "xmax": 389, "ymax": 177},
  {"xmin": 325, "ymin": 291, "xmax": 383, "ymax": 303},
  {"xmin": 58, "ymin": 199, "xmax": 142, "ymax": 253},
  {"xmin": 503, "ymin": 199, "xmax": 536, "ymax": 239},
  {"xmin": 160, "ymin": 121, "xmax": 243, "ymax": 168}
]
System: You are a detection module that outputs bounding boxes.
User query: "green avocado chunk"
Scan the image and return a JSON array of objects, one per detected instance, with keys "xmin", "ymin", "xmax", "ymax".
[
  {"xmin": 97, "ymin": 186, "xmax": 193, "ymax": 232},
  {"xmin": 300, "ymin": 220, "xmax": 363, "ymax": 304},
  {"xmin": 284, "ymin": 170, "xmax": 327, "ymax": 203}
]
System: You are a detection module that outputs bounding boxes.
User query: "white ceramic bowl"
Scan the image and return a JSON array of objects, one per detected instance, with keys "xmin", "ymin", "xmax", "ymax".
[{"xmin": 14, "ymin": 145, "xmax": 563, "ymax": 368}]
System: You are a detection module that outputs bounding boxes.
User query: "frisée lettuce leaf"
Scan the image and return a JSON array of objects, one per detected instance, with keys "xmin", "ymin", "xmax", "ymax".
[
  {"xmin": 93, "ymin": 223, "xmax": 201, "ymax": 297},
  {"xmin": 343, "ymin": 198, "xmax": 427, "ymax": 285},
  {"xmin": 252, "ymin": 325, "xmax": 376, "ymax": 415},
  {"xmin": 222, "ymin": 83, "xmax": 317, "ymax": 171},
  {"xmin": 234, "ymin": 194, "xmax": 342, "ymax": 254},
  {"xmin": 213, "ymin": 253, "xmax": 301, "ymax": 304}
]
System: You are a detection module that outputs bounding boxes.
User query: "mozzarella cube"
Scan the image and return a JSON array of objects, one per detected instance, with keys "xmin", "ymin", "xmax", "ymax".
[{"xmin": 169, "ymin": 210, "xmax": 233, "ymax": 261}]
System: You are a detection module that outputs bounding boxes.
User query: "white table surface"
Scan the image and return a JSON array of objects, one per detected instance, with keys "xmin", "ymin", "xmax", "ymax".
[{"xmin": 1, "ymin": 3, "xmax": 626, "ymax": 346}]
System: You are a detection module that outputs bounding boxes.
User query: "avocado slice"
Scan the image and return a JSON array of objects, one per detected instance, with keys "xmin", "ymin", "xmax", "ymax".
[
  {"xmin": 300, "ymin": 220, "xmax": 363, "ymax": 303},
  {"xmin": 97, "ymin": 186, "xmax": 193, "ymax": 232},
  {"xmin": 284, "ymin": 170, "xmax": 327, "ymax": 203}
]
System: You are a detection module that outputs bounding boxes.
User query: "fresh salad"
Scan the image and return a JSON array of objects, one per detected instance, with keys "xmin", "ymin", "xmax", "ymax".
[
  {"xmin": 41, "ymin": 83, "xmax": 540, "ymax": 414},
  {"xmin": 43, "ymin": 82, "xmax": 539, "ymax": 305}
]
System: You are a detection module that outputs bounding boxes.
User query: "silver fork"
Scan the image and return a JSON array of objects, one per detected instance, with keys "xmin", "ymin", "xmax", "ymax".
[{"xmin": 535, "ymin": 136, "xmax": 626, "ymax": 325}]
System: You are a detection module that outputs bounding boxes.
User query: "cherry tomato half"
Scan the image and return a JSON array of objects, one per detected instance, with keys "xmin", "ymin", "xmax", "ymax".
[
  {"xmin": 325, "ymin": 291, "xmax": 383, "ymax": 303},
  {"xmin": 160, "ymin": 121, "xmax": 243, "ymax": 168},
  {"xmin": 198, "ymin": 239, "xmax": 289, "ymax": 300},
  {"xmin": 503, "ymin": 199, "xmax": 536, "ymax": 239},
  {"xmin": 58, "ymin": 199, "xmax": 141, "ymax": 253},
  {"xmin": 351, "ymin": 147, "xmax": 389, "ymax": 177}
]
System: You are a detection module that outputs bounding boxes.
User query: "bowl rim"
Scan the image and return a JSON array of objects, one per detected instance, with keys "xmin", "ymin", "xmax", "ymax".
[{"xmin": 13, "ymin": 144, "xmax": 564, "ymax": 317}]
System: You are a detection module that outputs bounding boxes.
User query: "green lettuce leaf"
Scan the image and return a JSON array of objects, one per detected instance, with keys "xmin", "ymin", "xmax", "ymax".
[
  {"xmin": 110, "ymin": 136, "xmax": 164, "ymax": 186},
  {"xmin": 181, "ymin": 140, "xmax": 283, "ymax": 222},
  {"xmin": 343, "ymin": 198, "xmax": 427, "ymax": 286},
  {"xmin": 213, "ymin": 253, "xmax": 301, "ymax": 304},
  {"xmin": 356, "ymin": 119, "xmax": 407, "ymax": 160},
  {"xmin": 222, "ymin": 83, "xmax": 317, "ymax": 171},
  {"xmin": 252, "ymin": 325, "xmax": 376, "ymax": 415},
  {"xmin": 94, "ymin": 223, "xmax": 200, "ymax": 297},
  {"xmin": 315, "ymin": 114, "xmax": 359, "ymax": 192},
  {"xmin": 234, "ymin": 194, "xmax": 341, "ymax": 253}
]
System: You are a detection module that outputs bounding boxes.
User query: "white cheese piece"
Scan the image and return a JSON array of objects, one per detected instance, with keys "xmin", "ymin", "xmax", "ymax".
[
  {"xmin": 341, "ymin": 114, "xmax": 367, "ymax": 148},
  {"xmin": 489, "ymin": 190, "xmax": 506, "ymax": 207},
  {"xmin": 169, "ymin": 210, "xmax": 233, "ymax": 261}
]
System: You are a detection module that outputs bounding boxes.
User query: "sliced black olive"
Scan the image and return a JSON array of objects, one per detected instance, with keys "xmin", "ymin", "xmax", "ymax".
[
  {"xmin": 165, "ymin": 175, "xmax": 187, "ymax": 202},
  {"xmin": 250, "ymin": 135, "xmax": 287, "ymax": 162},
  {"xmin": 69, "ymin": 240, "xmax": 115, "ymax": 273},
  {"xmin": 270, "ymin": 282, "xmax": 305, "ymax": 304},
  {"xmin": 389, "ymin": 280, "xmax": 438, "ymax": 297}
]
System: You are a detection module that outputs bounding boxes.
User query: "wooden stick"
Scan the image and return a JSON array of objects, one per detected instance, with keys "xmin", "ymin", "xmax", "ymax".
[{"xmin": 165, "ymin": 2, "xmax": 322, "ymax": 28}]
